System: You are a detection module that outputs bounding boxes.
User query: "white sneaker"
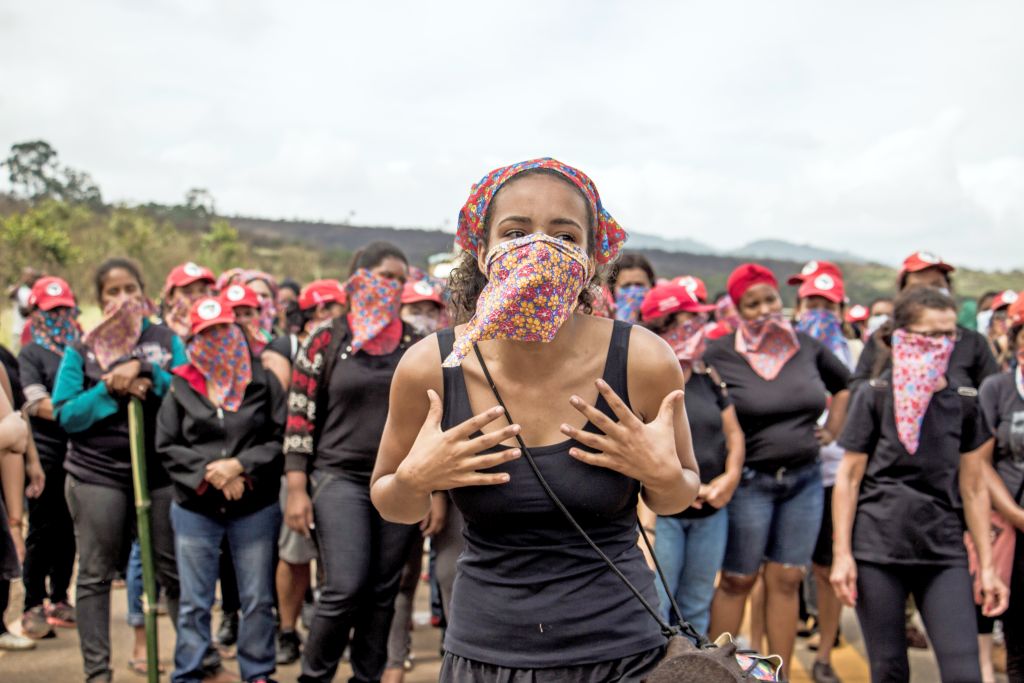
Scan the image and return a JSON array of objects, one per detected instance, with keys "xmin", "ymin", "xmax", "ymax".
[{"xmin": 0, "ymin": 631, "xmax": 37, "ymax": 650}]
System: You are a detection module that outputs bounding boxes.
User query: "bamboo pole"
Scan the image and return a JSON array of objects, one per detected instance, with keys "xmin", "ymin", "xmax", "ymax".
[{"xmin": 128, "ymin": 397, "xmax": 160, "ymax": 683}]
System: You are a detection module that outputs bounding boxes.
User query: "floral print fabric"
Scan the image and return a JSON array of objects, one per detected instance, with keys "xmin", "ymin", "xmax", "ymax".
[
  {"xmin": 891, "ymin": 329, "xmax": 955, "ymax": 455},
  {"xmin": 29, "ymin": 307, "xmax": 81, "ymax": 356},
  {"xmin": 796, "ymin": 308, "xmax": 852, "ymax": 368},
  {"xmin": 1017, "ymin": 351, "xmax": 1024, "ymax": 401},
  {"xmin": 455, "ymin": 157, "xmax": 627, "ymax": 266},
  {"xmin": 614, "ymin": 285, "xmax": 648, "ymax": 323},
  {"xmin": 186, "ymin": 323, "xmax": 253, "ymax": 412},
  {"xmin": 734, "ymin": 312, "xmax": 800, "ymax": 381},
  {"xmin": 83, "ymin": 298, "xmax": 154, "ymax": 371},
  {"xmin": 660, "ymin": 317, "xmax": 707, "ymax": 371},
  {"xmin": 345, "ymin": 268, "xmax": 403, "ymax": 354},
  {"xmin": 443, "ymin": 233, "xmax": 590, "ymax": 368}
]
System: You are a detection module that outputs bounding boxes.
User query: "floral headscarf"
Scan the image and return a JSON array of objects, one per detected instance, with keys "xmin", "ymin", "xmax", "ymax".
[
  {"xmin": 455, "ymin": 158, "xmax": 627, "ymax": 265},
  {"xmin": 735, "ymin": 312, "xmax": 800, "ymax": 381},
  {"xmin": 346, "ymin": 269, "xmax": 403, "ymax": 355},
  {"xmin": 186, "ymin": 324, "xmax": 253, "ymax": 411},
  {"xmin": 29, "ymin": 307, "xmax": 82, "ymax": 356},
  {"xmin": 891, "ymin": 329, "xmax": 955, "ymax": 455},
  {"xmin": 83, "ymin": 298, "xmax": 155, "ymax": 371},
  {"xmin": 242, "ymin": 270, "xmax": 279, "ymax": 334},
  {"xmin": 443, "ymin": 233, "xmax": 590, "ymax": 368},
  {"xmin": 796, "ymin": 308, "xmax": 852, "ymax": 369}
]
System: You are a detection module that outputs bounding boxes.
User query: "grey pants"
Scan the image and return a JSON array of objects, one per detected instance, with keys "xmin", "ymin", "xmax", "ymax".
[{"xmin": 66, "ymin": 476, "xmax": 179, "ymax": 682}]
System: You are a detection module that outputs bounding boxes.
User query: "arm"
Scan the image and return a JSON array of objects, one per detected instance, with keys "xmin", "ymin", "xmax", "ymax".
[
  {"xmin": 830, "ymin": 452, "xmax": 867, "ymax": 607},
  {"xmin": 260, "ymin": 349, "xmax": 292, "ymax": 391},
  {"xmin": 700, "ymin": 405, "xmax": 745, "ymax": 509},
  {"xmin": 154, "ymin": 386, "xmax": 210, "ymax": 492},
  {"xmin": 961, "ymin": 440, "xmax": 1010, "ymax": 616},
  {"xmin": 148, "ymin": 335, "xmax": 187, "ymax": 398},
  {"xmin": 0, "ymin": 367, "xmax": 26, "ymax": 562},
  {"xmin": 822, "ymin": 390, "xmax": 850, "ymax": 443},
  {"xmin": 52, "ymin": 347, "xmax": 121, "ymax": 433}
]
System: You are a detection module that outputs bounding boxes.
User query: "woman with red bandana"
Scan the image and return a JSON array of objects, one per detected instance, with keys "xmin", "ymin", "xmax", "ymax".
[
  {"xmin": 705, "ymin": 263, "xmax": 850, "ymax": 681},
  {"xmin": 371, "ymin": 159, "xmax": 700, "ymax": 681},
  {"xmin": 639, "ymin": 282, "xmax": 745, "ymax": 638},
  {"xmin": 157, "ymin": 297, "xmax": 285, "ymax": 683},
  {"xmin": 283, "ymin": 242, "xmax": 421, "ymax": 683},
  {"xmin": 831, "ymin": 286, "xmax": 1008, "ymax": 683},
  {"xmin": 161, "ymin": 262, "xmax": 216, "ymax": 339}
]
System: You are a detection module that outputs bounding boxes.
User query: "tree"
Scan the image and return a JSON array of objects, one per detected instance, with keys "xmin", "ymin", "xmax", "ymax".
[
  {"xmin": 184, "ymin": 188, "xmax": 216, "ymax": 215},
  {"xmin": 0, "ymin": 200, "xmax": 79, "ymax": 286},
  {"xmin": 2, "ymin": 140, "xmax": 103, "ymax": 206}
]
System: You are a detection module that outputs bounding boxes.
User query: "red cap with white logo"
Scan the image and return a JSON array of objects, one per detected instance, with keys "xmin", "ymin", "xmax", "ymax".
[
  {"xmin": 670, "ymin": 275, "xmax": 709, "ymax": 303},
  {"xmin": 797, "ymin": 271, "xmax": 846, "ymax": 304},
  {"xmin": 29, "ymin": 276, "xmax": 76, "ymax": 311},
  {"xmin": 899, "ymin": 251, "xmax": 955, "ymax": 276},
  {"xmin": 220, "ymin": 283, "xmax": 261, "ymax": 310},
  {"xmin": 787, "ymin": 260, "xmax": 842, "ymax": 286},
  {"xmin": 640, "ymin": 283, "xmax": 716, "ymax": 322},
  {"xmin": 992, "ymin": 289, "xmax": 1020, "ymax": 311},
  {"xmin": 189, "ymin": 297, "xmax": 235, "ymax": 335},
  {"xmin": 845, "ymin": 304, "xmax": 870, "ymax": 324},
  {"xmin": 164, "ymin": 262, "xmax": 215, "ymax": 295},
  {"xmin": 298, "ymin": 279, "xmax": 347, "ymax": 311},
  {"xmin": 401, "ymin": 280, "xmax": 443, "ymax": 306}
]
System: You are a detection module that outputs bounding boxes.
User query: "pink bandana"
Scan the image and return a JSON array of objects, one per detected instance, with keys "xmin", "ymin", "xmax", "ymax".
[
  {"xmin": 891, "ymin": 329, "xmax": 955, "ymax": 455},
  {"xmin": 660, "ymin": 317, "xmax": 708, "ymax": 371},
  {"xmin": 588, "ymin": 285, "xmax": 616, "ymax": 319},
  {"xmin": 83, "ymin": 298, "xmax": 154, "ymax": 371},
  {"xmin": 1017, "ymin": 351, "xmax": 1024, "ymax": 401},
  {"xmin": 165, "ymin": 292, "xmax": 205, "ymax": 338},
  {"xmin": 735, "ymin": 313, "xmax": 800, "ymax": 381},
  {"xmin": 345, "ymin": 269, "xmax": 403, "ymax": 354},
  {"xmin": 186, "ymin": 324, "xmax": 253, "ymax": 411},
  {"xmin": 443, "ymin": 233, "xmax": 590, "ymax": 368}
]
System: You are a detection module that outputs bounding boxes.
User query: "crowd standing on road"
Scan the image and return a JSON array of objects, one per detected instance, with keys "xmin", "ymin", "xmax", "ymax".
[{"xmin": 1, "ymin": 158, "xmax": 1023, "ymax": 683}]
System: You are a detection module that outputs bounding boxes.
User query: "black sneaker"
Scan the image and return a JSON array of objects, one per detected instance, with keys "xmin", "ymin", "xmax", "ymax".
[
  {"xmin": 217, "ymin": 611, "xmax": 239, "ymax": 647},
  {"xmin": 276, "ymin": 630, "xmax": 301, "ymax": 665},
  {"xmin": 812, "ymin": 661, "xmax": 842, "ymax": 683}
]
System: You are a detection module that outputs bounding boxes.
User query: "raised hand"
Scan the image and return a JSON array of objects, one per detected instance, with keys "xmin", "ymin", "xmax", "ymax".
[{"xmin": 394, "ymin": 390, "xmax": 522, "ymax": 495}]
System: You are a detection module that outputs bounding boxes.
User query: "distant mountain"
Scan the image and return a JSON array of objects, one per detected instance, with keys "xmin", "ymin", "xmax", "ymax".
[
  {"xmin": 728, "ymin": 239, "xmax": 867, "ymax": 264},
  {"xmin": 624, "ymin": 232, "xmax": 717, "ymax": 255}
]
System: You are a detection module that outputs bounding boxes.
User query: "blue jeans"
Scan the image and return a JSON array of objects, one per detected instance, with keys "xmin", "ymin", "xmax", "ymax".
[
  {"xmin": 171, "ymin": 502, "xmax": 280, "ymax": 683},
  {"xmin": 653, "ymin": 509, "xmax": 728, "ymax": 635},
  {"xmin": 126, "ymin": 541, "xmax": 144, "ymax": 627},
  {"xmin": 722, "ymin": 462, "xmax": 823, "ymax": 577}
]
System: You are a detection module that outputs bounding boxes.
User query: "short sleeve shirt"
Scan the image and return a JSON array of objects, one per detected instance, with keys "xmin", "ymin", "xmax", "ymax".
[
  {"xmin": 674, "ymin": 369, "xmax": 731, "ymax": 520},
  {"xmin": 978, "ymin": 372, "xmax": 1024, "ymax": 504}
]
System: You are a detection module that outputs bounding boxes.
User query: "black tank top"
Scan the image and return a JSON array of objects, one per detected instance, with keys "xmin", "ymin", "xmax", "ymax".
[{"xmin": 438, "ymin": 321, "xmax": 666, "ymax": 668}]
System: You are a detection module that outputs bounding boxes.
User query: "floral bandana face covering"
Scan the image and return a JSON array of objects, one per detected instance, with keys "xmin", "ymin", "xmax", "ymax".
[
  {"xmin": 165, "ymin": 292, "xmax": 204, "ymax": 338},
  {"xmin": 187, "ymin": 324, "xmax": 253, "ymax": 411},
  {"xmin": 615, "ymin": 285, "xmax": 648, "ymax": 323},
  {"xmin": 29, "ymin": 307, "xmax": 82, "ymax": 356},
  {"xmin": 1017, "ymin": 350, "xmax": 1024, "ymax": 401},
  {"xmin": 346, "ymin": 268, "xmax": 403, "ymax": 354},
  {"xmin": 660, "ymin": 317, "xmax": 707, "ymax": 371},
  {"xmin": 796, "ymin": 308, "xmax": 852, "ymax": 369},
  {"xmin": 83, "ymin": 297, "xmax": 155, "ymax": 371},
  {"xmin": 735, "ymin": 312, "xmax": 800, "ymax": 381},
  {"xmin": 443, "ymin": 233, "xmax": 590, "ymax": 368},
  {"xmin": 891, "ymin": 329, "xmax": 955, "ymax": 455}
]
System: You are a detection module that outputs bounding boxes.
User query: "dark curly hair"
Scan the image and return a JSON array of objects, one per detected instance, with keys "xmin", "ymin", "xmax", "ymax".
[{"xmin": 446, "ymin": 168, "xmax": 608, "ymax": 324}]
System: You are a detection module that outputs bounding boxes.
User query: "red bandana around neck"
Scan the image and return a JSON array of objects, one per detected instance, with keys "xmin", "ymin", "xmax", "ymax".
[
  {"xmin": 345, "ymin": 269, "xmax": 403, "ymax": 355},
  {"xmin": 891, "ymin": 329, "xmax": 955, "ymax": 455},
  {"xmin": 83, "ymin": 298, "xmax": 154, "ymax": 371},
  {"xmin": 660, "ymin": 317, "xmax": 708, "ymax": 371},
  {"xmin": 186, "ymin": 324, "xmax": 253, "ymax": 411},
  {"xmin": 734, "ymin": 312, "xmax": 800, "ymax": 381}
]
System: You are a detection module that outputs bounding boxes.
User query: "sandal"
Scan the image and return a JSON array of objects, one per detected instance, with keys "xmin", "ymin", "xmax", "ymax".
[{"xmin": 128, "ymin": 658, "xmax": 167, "ymax": 675}]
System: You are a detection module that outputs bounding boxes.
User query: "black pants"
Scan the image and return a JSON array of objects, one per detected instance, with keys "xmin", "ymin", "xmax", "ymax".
[
  {"xmin": 299, "ymin": 472, "xmax": 419, "ymax": 683},
  {"xmin": 855, "ymin": 561, "xmax": 981, "ymax": 683},
  {"xmin": 23, "ymin": 460, "xmax": 76, "ymax": 610},
  {"xmin": 1005, "ymin": 530, "xmax": 1024, "ymax": 683},
  {"xmin": 65, "ymin": 477, "xmax": 179, "ymax": 682}
]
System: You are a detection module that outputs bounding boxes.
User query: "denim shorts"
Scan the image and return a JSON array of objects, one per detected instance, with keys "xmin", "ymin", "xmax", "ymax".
[{"xmin": 721, "ymin": 461, "xmax": 824, "ymax": 576}]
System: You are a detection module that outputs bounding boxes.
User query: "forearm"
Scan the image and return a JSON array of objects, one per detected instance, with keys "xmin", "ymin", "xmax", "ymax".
[
  {"xmin": 370, "ymin": 472, "xmax": 433, "ymax": 525},
  {"xmin": 962, "ymin": 464, "xmax": 995, "ymax": 570},
  {"xmin": 823, "ymin": 391, "xmax": 850, "ymax": 439},
  {"xmin": 832, "ymin": 467, "xmax": 860, "ymax": 557},
  {"xmin": 985, "ymin": 465, "xmax": 1024, "ymax": 530},
  {"xmin": 641, "ymin": 466, "xmax": 700, "ymax": 516},
  {"xmin": 1, "ymin": 450, "xmax": 25, "ymax": 522}
]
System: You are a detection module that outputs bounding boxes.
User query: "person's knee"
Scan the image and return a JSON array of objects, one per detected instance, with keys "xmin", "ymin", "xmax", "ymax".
[
  {"xmin": 718, "ymin": 571, "xmax": 758, "ymax": 596},
  {"xmin": 765, "ymin": 563, "xmax": 804, "ymax": 594}
]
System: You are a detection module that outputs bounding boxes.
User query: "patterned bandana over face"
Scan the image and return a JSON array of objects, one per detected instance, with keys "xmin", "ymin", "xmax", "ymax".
[
  {"xmin": 29, "ymin": 307, "xmax": 81, "ymax": 356},
  {"xmin": 165, "ymin": 292, "xmax": 204, "ymax": 338},
  {"xmin": 716, "ymin": 296, "xmax": 741, "ymax": 331},
  {"xmin": 796, "ymin": 308, "xmax": 852, "ymax": 369},
  {"xmin": 187, "ymin": 324, "xmax": 253, "ymax": 412},
  {"xmin": 83, "ymin": 297, "xmax": 154, "ymax": 371},
  {"xmin": 615, "ymin": 285, "xmax": 648, "ymax": 323},
  {"xmin": 443, "ymin": 233, "xmax": 590, "ymax": 368},
  {"xmin": 660, "ymin": 317, "xmax": 707, "ymax": 371},
  {"xmin": 735, "ymin": 312, "xmax": 800, "ymax": 381},
  {"xmin": 455, "ymin": 158, "xmax": 627, "ymax": 266},
  {"xmin": 346, "ymin": 268, "xmax": 403, "ymax": 354},
  {"xmin": 891, "ymin": 329, "xmax": 955, "ymax": 455}
]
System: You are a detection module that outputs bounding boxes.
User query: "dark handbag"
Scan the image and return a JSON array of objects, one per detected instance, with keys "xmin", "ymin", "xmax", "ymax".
[{"xmin": 472, "ymin": 346, "xmax": 783, "ymax": 682}]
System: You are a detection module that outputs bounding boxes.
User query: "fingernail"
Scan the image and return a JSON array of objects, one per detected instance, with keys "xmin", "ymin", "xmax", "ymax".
[
  {"xmin": 510, "ymin": 449, "xmax": 520, "ymax": 457},
  {"xmin": 569, "ymin": 396, "xmax": 581, "ymax": 406},
  {"xmin": 511, "ymin": 424, "xmax": 521, "ymax": 434},
  {"xmin": 501, "ymin": 474, "xmax": 511, "ymax": 482}
]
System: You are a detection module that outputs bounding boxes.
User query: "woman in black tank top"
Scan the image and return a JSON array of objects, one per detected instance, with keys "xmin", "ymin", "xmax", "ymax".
[{"xmin": 371, "ymin": 160, "xmax": 701, "ymax": 681}]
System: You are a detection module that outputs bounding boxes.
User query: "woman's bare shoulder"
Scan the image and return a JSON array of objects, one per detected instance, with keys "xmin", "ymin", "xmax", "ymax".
[{"xmin": 394, "ymin": 333, "xmax": 444, "ymax": 394}]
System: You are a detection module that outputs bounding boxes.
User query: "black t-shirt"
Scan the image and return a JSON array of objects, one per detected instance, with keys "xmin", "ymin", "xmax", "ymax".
[
  {"xmin": 852, "ymin": 326, "xmax": 998, "ymax": 391},
  {"xmin": 674, "ymin": 369, "xmax": 731, "ymax": 519},
  {"xmin": 17, "ymin": 343, "xmax": 68, "ymax": 464},
  {"xmin": 0, "ymin": 344, "xmax": 23, "ymax": 408},
  {"xmin": 265, "ymin": 334, "xmax": 298, "ymax": 362},
  {"xmin": 979, "ymin": 372, "xmax": 1024, "ymax": 504},
  {"xmin": 838, "ymin": 372, "xmax": 990, "ymax": 567},
  {"xmin": 703, "ymin": 331, "xmax": 849, "ymax": 472}
]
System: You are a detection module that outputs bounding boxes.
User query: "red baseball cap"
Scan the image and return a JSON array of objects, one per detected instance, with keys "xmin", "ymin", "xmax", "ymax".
[
  {"xmin": 991, "ymin": 289, "xmax": 1020, "ymax": 312},
  {"xmin": 670, "ymin": 275, "xmax": 708, "ymax": 303},
  {"xmin": 640, "ymin": 283, "xmax": 715, "ymax": 322},
  {"xmin": 164, "ymin": 262, "xmax": 215, "ymax": 294},
  {"xmin": 727, "ymin": 263, "xmax": 778, "ymax": 306},
  {"xmin": 797, "ymin": 270, "xmax": 846, "ymax": 304},
  {"xmin": 1007, "ymin": 294, "xmax": 1024, "ymax": 328},
  {"xmin": 899, "ymin": 251, "xmax": 955, "ymax": 276},
  {"xmin": 220, "ymin": 283, "xmax": 261, "ymax": 310},
  {"xmin": 299, "ymin": 279, "xmax": 347, "ymax": 311},
  {"xmin": 845, "ymin": 304, "xmax": 870, "ymax": 324},
  {"xmin": 786, "ymin": 260, "xmax": 842, "ymax": 286},
  {"xmin": 28, "ymin": 276, "xmax": 76, "ymax": 311},
  {"xmin": 401, "ymin": 280, "xmax": 443, "ymax": 306},
  {"xmin": 189, "ymin": 297, "xmax": 235, "ymax": 336}
]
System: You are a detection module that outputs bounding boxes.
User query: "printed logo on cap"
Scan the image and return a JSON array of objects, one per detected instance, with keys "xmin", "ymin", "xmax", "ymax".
[
  {"xmin": 183, "ymin": 262, "xmax": 204, "ymax": 278},
  {"xmin": 1004, "ymin": 290, "xmax": 1019, "ymax": 304},
  {"xmin": 658, "ymin": 296, "xmax": 680, "ymax": 312},
  {"xmin": 197, "ymin": 300, "xmax": 222, "ymax": 321},
  {"xmin": 917, "ymin": 251, "xmax": 940, "ymax": 264},
  {"xmin": 813, "ymin": 274, "xmax": 835, "ymax": 291},
  {"xmin": 413, "ymin": 281, "xmax": 434, "ymax": 296},
  {"xmin": 45, "ymin": 282, "xmax": 64, "ymax": 297},
  {"xmin": 801, "ymin": 261, "xmax": 819, "ymax": 276},
  {"xmin": 849, "ymin": 304, "xmax": 868, "ymax": 318},
  {"xmin": 226, "ymin": 285, "xmax": 246, "ymax": 302},
  {"xmin": 677, "ymin": 277, "xmax": 698, "ymax": 298}
]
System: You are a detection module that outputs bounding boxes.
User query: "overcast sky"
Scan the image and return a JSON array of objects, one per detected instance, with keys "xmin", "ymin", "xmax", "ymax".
[{"xmin": 2, "ymin": 1, "xmax": 1022, "ymax": 270}]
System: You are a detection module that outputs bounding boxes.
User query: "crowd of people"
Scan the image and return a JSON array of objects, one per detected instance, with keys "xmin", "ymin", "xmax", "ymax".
[{"xmin": 0, "ymin": 156, "xmax": 1022, "ymax": 683}]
